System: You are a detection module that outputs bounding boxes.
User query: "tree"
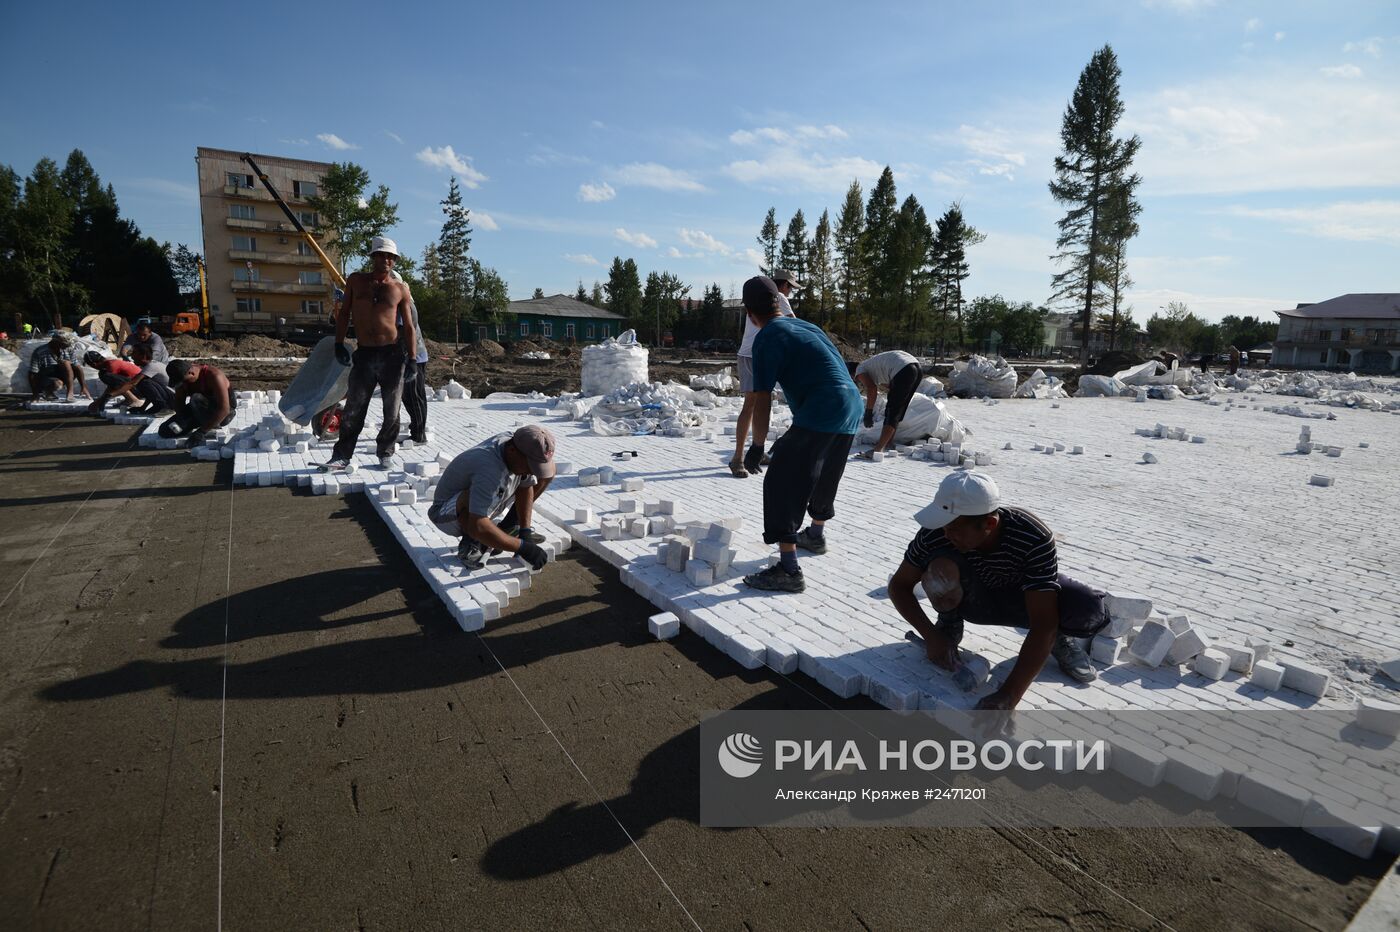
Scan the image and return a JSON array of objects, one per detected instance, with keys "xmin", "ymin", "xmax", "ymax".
[
  {"xmin": 13, "ymin": 158, "xmax": 82, "ymax": 327},
  {"xmin": 860, "ymin": 167, "xmax": 900, "ymax": 344},
  {"xmin": 641, "ymin": 270, "xmax": 690, "ymax": 345},
  {"xmin": 806, "ymin": 209, "xmax": 835, "ymax": 327},
  {"xmin": 0, "ymin": 165, "xmax": 21, "ymax": 317},
  {"xmin": 590, "ymin": 281, "xmax": 605, "ymax": 307},
  {"xmin": 166, "ymin": 243, "xmax": 203, "ymax": 296},
  {"xmin": 437, "ymin": 177, "xmax": 473, "ymax": 343},
  {"xmin": 833, "ymin": 180, "xmax": 865, "ymax": 338},
  {"xmin": 756, "ymin": 208, "xmax": 779, "ymax": 274},
  {"xmin": 930, "ymin": 204, "xmax": 984, "ymax": 352},
  {"xmin": 1048, "ymin": 44, "xmax": 1142, "ymax": 363},
  {"xmin": 1001, "ymin": 303, "xmax": 1049, "ymax": 357},
  {"xmin": 305, "ymin": 162, "xmax": 399, "ymax": 275},
  {"xmin": 575, "ymin": 281, "xmax": 588, "ymax": 303},
  {"xmin": 701, "ymin": 282, "xmax": 726, "ymax": 341},
  {"xmin": 778, "ymin": 209, "xmax": 809, "ymax": 313},
  {"xmin": 532, "ymin": 287, "xmax": 545, "ymax": 299},
  {"xmin": 604, "ymin": 257, "xmax": 643, "ymax": 328},
  {"xmin": 466, "ymin": 259, "xmax": 509, "ymax": 335},
  {"xmin": 1098, "ymin": 173, "xmax": 1142, "ymax": 350},
  {"xmin": 890, "ymin": 195, "xmax": 934, "ymax": 348},
  {"xmin": 1146, "ymin": 300, "xmax": 1207, "ymax": 354}
]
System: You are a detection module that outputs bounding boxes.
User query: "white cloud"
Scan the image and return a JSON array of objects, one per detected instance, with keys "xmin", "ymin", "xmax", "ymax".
[
  {"xmin": 1226, "ymin": 200, "xmax": 1400, "ymax": 244},
  {"xmin": 317, "ymin": 133, "xmax": 358, "ymax": 151},
  {"xmin": 729, "ymin": 124, "xmax": 849, "ymax": 146},
  {"xmin": 1244, "ymin": 17, "xmax": 1260, "ymax": 32},
  {"xmin": 385, "ymin": 130, "xmax": 404, "ymax": 144},
  {"xmin": 473, "ymin": 210, "xmax": 499, "ymax": 231},
  {"xmin": 614, "ymin": 228, "xmax": 658, "ymax": 249},
  {"xmin": 610, "ymin": 162, "xmax": 705, "ymax": 192},
  {"xmin": 1126, "ymin": 72, "xmax": 1400, "ymax": 194},
  {"xmin": 1274, "ymin": 31, "xmax": 1285, "ymax": 41},
  {"xmin": 1344, "ymin": 36, "xmax": 1392, "ymax": 57},
  {"xmin": 564, "ymin": 253, "xmax": 600, "ymax": 265},
  {"xmin": 1319, "ymin": 64, "xmax": 1363, "ymax": 79},
  {"xmin": 415, "ymin": 146, "xmax": 489, "ymax": 187},
  {"xmin": 678, "ymin": 228, "xmax": 731, "ymax": 254},
  {"xmin": 577, "ymin": 181, "xmax": 617, "ymax": 203},
  {"xmin": 279, "ymin": 138, "xmax": 310, "ymax": 147},
  {"xmin": 724, "ymin": 151, "xmax": 884, "ymax": 193},
  {"xmin": 1141, "ymin": 0, "xmax": 1218, "ymax": 11}
]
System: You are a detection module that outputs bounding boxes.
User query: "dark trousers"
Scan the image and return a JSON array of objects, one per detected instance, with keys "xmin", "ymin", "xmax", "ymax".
[
  {"xmin": 332, "ymin": 344, "xmax": 405, "ymax": 460},
  {"xmin": 883, "ymin": 363, "xmax": 922, "ymax": 428},
  {"xmin": 159, "ymin": 392, "xmax": 236, "ymax": 438},
  {"xmin": 762, "ymin": 426, "xmax": 855, "ymax": 544},
  {"xmin": 135, "ymin": 378, "xmax": 176, "ymax": 410},
  {"xmin": 933, "ymin": 550, "xmax": 1108, "ymax": 638},
  {"xmin": 402, "ymin": 360, "xmax": 428, "ymax": 440}
]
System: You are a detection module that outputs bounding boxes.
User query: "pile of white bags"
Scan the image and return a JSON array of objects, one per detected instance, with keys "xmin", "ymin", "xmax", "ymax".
[
  {"xmin": 581, "ymin": 329, "xmax": 648, "ymax": 397},
  {"xmin": 917, "ymin": 375, "xmax": 945, "ymax": 397},
  {"xmin": 1074, "ymin": 374, "xmax": 1130, "ymax": 398},
  {"xmin": 1012, "ymin": 368, "xmax": 1068, "ymax": 399},
  {"xmin": 689, "ymin": 368, "xmax": 734, "ymax": 392},
  {"xmin": 588, "ymin": 380, "xmax": 722, "ymax": 437},
  {"xmin": 949, "ymin": 355, "xmax": 1017, "ymax": 398}
]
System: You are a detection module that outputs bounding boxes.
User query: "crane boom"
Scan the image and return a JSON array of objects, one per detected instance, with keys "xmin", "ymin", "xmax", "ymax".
[{"xmin": 240, "ymin": 153, "xmax": 347, "ymax": 289}]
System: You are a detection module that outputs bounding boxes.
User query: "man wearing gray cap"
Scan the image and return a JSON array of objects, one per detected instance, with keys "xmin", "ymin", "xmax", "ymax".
[
  {"xmin": 729, "ymin": 268, "xmax": 799, "ymax": 478},
  {"xmin": 428, "ymin": 425, "xmax": 557, "ymax": 572},
  {"xmin": 27, "ymin": 331, "xmax": 92, "ymax": 402},
  {"xmin": 322, "ymin": 235, "xmax": 417, "ymax": 473},
  {"xmin": 886, "ymin": 471, "xmax": 1106, "ymax": 710}
]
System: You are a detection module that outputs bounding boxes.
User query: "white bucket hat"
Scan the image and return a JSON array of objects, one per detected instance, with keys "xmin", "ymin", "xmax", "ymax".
[{"xmin": 370, "ymin": 235, "xmax": 400, "ymax": 258}]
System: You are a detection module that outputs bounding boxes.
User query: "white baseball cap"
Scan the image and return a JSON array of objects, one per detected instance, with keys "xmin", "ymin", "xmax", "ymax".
[
  {"xmin": 370, "ymin": 235, "xmax": 400, "ymax": 257},
  {"xmin": 914, "ymin": 470, "xmax": 1001, "ymax": 530}
]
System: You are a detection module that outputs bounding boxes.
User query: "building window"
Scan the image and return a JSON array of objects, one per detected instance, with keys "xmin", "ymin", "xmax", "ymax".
[
  {"xmin": 565, "ymin": 322, "xmax": 575, "ymax": 339},
  {"xmin": 301, "ymin": 300, "xmax": 324, "ymax": 315},
  {"xmin": 298, "ymin": 271, "xmax": 323, "ymax": 285},
  {"xmin": 229, "ymin": 204, "xmax": 256, "ymax": 220},
  {"xmin": 231, "ymin": 235, "xmax": 256, "ymax": 252},
  {"xmin": 586, "ymin": 324, "xmax": 594, "ymax": 339},
  {"xmin": 541, "ymin": 322, "xmax": 553, "ymax": 338},
  {"xmin": 293, "ymin": 180, "xmax": 317, "ymax": 198},
  {"xmin": 296, "ymin": 241, "xmax": 313, "ymax": 256},
  {"xmin": 1340, "ymin": 328, "xmax": 1354, "ymax": 342},
  {"xmin": 1318, "ymin": 330, "xmax": 1332, "ymax": 343},
  {"xmin": 233, "ymin": 267, "xmax": 260, "ymax": 282},
  {"xmin": 519, "ymin": 320, "xmax": 529, "ymax": 337},
  {"xmin": 236, "ymin": 298, "xmax": 262, "ymax": 314},
  {"xmin": 297, "ymin": 211, "xmax": 318, "ymax": 227},
  {"xmin": 226, "ymin": 172, "xmax": 254, "ymax": 188}
]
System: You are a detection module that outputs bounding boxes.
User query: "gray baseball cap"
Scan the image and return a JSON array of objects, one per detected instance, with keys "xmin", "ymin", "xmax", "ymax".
[{"xmin": 771, "ymin": 268, "xmax": 802, "ymax": 289}]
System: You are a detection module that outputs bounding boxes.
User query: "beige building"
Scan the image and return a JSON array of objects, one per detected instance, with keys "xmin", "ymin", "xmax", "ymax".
[{"xmin": 195, "ymin": 147, "xmax": 340, "ymax": 334}]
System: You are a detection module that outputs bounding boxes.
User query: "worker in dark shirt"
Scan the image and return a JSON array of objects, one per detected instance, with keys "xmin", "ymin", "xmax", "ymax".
[{"xmin": 886, "ymin": 471, "xmax": 1108, "ymax": 710}]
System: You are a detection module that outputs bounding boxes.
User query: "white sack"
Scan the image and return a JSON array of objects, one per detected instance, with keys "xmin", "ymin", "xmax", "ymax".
[
  {"xmin": 949, "ymin": 354, "xmax": 1017, "ymax": 398},
  {"xmin": 581, "ymin": 329, "xmax": 649, "ymax": 397},
  {"xmin": 1075, "ymin": 374, "xmax": 1129, "ymax": 397}
]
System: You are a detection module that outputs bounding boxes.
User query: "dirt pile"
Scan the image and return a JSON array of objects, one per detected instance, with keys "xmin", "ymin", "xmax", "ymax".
[{"xmin": 167, "ymin": 334, "xmax": 309, "ymax": 358}]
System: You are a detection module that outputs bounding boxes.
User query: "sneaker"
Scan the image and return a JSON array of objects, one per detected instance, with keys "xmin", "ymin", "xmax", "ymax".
[
  {"xmin": 1051, "ymin": 634, "xmax": 1098, "ymax": 683},
  {"xmin": 457, "ymin": 538, "xmax": 488, "ymax": 570},
  {"xmin": 410, "ymin": 434, "xmax": 428, "ymax": 444},
  {"xmin": 743, "ymin": 563, "xmax": 805, "ymax": 592},
  {"xmin": 728, "ymin": 459, "xmax": 749, "ymax": 478},
  {"xmin": 321, "ymin": 458, "xmax": 353, "ymax": 474},
  {"xmin": 497, "ymin": 522, "xmax": 545, "ymax": 543},
  {"xmin": 933, "ymin": 615, "xmax": 964, "ymax": 647},
  {"xmin": 376, "ymin": 454, "xmax": 395, "ymax": 470},
  {"xmin": 743, "ymin": 446, "xmax": 764, "ymax": 475},
  {"xmin": 794, "ymin": 527, "xmax": 827, "ymax": 555}
]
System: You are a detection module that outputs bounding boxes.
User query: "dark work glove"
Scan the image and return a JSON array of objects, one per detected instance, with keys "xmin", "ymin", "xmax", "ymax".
[
  {"xmin": 517, "ymin": 540, "xmax": 548, "ymax": 571},
  {"xmin": 334, "ymin": 342, "xmax": 351, "ymax": 366},
  {"xmin": 863, "ymin": 408, "xmax": 875, "ymax": 428}
]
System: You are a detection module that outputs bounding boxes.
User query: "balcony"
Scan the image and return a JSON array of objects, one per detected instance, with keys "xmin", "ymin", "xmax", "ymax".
[
  {"xmin": 228, "ymin": 249, "xmax": 323, "ymax": 266},
  {"xmin": 221, "ymin": 184, "xmax": 311, "ymax": 204},
  {"xmin": 1279, "ymin": 330, "xmax": 1398, "ymax": 349},
  {"xmin": 230, "ymin": 280, "xmax": 330, "ymax": 296},
  {"xmin": 225, "ymin": 217, "xmax": 327, "ymax": 236}
]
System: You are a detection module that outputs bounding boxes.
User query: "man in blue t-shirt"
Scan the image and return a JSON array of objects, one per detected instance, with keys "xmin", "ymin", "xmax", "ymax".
[{"xmin": 741, "ymin": 276, "xmax": 863, "ymax": 593}]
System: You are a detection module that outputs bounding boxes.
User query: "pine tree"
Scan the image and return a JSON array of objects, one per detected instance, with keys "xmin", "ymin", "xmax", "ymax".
[
  {"xmin": 756, "ymin": 207, "xmax": 779, "ymax": 274},
  {"xmin": 14, "ymin": 158, "xmax": 82, "ymax": 327},
  {"xmin": 778, "ymin": 209, "xmax": 809, "ymax": 313},
  {"xmin": 605, "ymin": 257, "xmax": 643, "ymax": 327},
  {"xmin": 930, "ymin": 204, "xmax": 984, "ymax": 353},
  {"xmin": 1099, "ymin": 177, "xmax": 1142, "ymax": 351},
  {"xmin": 861, "ymin": 167, "xmax": 899, "ymax": 344},
  {"xmin": 642, "ymin": 270, "xmax": 689, "ymax": 345},
  {"xmin": 806, "ymin": 209, "xmax": 834, "ymax": 327},
  {"xmin": 575, "ymin": 280, "xmax": 588, "ymax": 303},
  {"xmin": 532, "ymin": 287, "xmax": 545, "ymax": 299},
  {"xmin": 890, "ymin": 196, "xmax": 934, "ymax": 348},
  {"xmin": 834, "ymin": 180, "xmax": 865, "ymax": 338},
  {"xmin": 1049, "ymin": 44, "xmax": 1142, "ymax": 363},
  {"xmin": 420, "ymin": 243, "xmax": 442, "ymax": 290},
  {"xmin": 590, "ymin": 281, "xmax": 605, "ymax": 307},
  {"xmin": 700, "ymin": 282, "xmax": 726, "ymax": 340},
  {"xmin": 437, "ymin": 177, "xmax": 473, "ymax": 343}
]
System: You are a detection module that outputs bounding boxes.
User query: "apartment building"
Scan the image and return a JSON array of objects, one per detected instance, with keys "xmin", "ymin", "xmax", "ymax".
[
  {"xmin": 1273, "ymin": 294, "xmax": 1400, "ymax": 372},
  {"xmin": 195, "ymin": 147, "xmax": 340, "ymax": 334}
]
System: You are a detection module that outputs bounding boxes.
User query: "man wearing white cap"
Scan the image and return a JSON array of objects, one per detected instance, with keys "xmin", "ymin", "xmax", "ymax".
[
  {"xmin": 428, "ymin": 425, "xmax": 557, "ymax": 572},
  {"xmin": 886, "ymin": 470, "xmax": 1107, "ymax": 710},
  {"xmin": 323, "ymin": 235, "xmax": 417, "ymax": 472}
]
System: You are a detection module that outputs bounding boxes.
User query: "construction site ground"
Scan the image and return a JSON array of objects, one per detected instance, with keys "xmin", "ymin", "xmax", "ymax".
[{"xmin": 0, "ymin": 400, "xmax": 1394, "ymax": 931}]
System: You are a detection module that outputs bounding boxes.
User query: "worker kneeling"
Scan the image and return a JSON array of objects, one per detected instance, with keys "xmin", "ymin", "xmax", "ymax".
[
  {"xmin": 427, "ymin": 426, "xmax": 557, "ymax": 573},
  {"xmin": 886, "ymin": 471, "xmax": 1108, "ymax": 711},
  {"xmin": 160, "ymin": 360, "xmax": 236, "ymax": 440}
]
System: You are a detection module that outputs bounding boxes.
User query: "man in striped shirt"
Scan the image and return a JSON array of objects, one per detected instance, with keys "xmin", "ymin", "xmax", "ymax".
[{"xmin": 887, "ymin": 471, "xmax": 1107, "ymax": 710}]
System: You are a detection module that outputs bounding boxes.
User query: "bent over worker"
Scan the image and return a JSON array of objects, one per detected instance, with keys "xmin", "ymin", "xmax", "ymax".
[
  {"xmin": 885, "ymin": 471, "xmax": 1108, "ymax": 710},
  {"xmin": 160, "ymin": 360, "xmax": 236, "ymax": 440},
  {"xmin": 851, "ymin": 349, "xmax": 922, "ymax": 459},
  {"xmin": 427, "ymin": 426, "xmax": 557, "ymax": 573}
]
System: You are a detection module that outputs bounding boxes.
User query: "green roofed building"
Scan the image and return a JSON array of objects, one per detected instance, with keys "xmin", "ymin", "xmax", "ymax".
[{"xmin": 491, "ymin": 294, "xmax": 627, "ymax": 344}]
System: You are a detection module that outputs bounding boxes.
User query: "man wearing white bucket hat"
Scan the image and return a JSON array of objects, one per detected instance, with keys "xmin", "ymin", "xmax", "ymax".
[
  {"xmin": 885, "ymin": 470, "xmax": 1108, "ymax": 709},
  {"xmin": 322, "ymin": 235, "xmax": 417, "ymax": 472}
]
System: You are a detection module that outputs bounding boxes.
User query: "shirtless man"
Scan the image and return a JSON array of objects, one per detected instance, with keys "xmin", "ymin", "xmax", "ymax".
[{"xmin": 323, "ymin": 235, "xmax": 417, "ymax": 473}]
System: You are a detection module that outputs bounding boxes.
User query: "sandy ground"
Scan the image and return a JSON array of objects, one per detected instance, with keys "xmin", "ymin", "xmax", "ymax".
[{"xmin": 0, "ymin": 406, "xmax": 1389, "ymax": 931}]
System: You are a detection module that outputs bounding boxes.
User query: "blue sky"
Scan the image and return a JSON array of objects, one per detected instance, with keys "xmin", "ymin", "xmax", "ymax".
[{"xmin": 3, "ymin": 0, "xmax": 1397, "ymax": 322}]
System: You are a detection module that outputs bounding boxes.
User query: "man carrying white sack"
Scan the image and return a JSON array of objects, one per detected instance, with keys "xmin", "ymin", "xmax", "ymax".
[
  {"xmin": 850, "ymin": 349, "xmax": 922, "ymax": 459},
  {"xmin": 886, "ymin": 471, "xmax": 1108, "ymax": 710},
  {"xmin": 427, "ymin": 426, "xmax": 557, "ymax": 573}
]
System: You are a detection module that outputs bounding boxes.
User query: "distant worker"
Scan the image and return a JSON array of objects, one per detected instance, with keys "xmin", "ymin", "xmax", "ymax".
[
  {"xmin": 740, "ymin": 276, "xmax": 863, "ymax": 593},
  {"xmin": 160, "ymin": 360, "xmax": 235, "ymax": 440},
  {"xmin": 729, "ymin": 268, "xmax": 799, "ymax": 478},
  {"xmin": 27, "ymin": 331, "xmax": 92, "ymax": 403},
  {"xmin": 885, "ymin": 471, "xmax": 1107, "ymax": 711},
  {"xmin": 121, "ymin": 319, "xmax": 169, "ymax": 363},
  {"xmin": 1228, "ymin": 345, "xmax": 1241, "ymax": 375},
  {"xmin": 22, "ymin": 322, "xmax": 34, "ymax": 337},
  {"xmin": 398, "ymin": 277, "xmax": 430, "ymax": 444},
  {"xmin": 86, "ymin": 347, "xmax": 175, "ymax": 415},
  {"xmin": 851, "ymin": 350, "xmax": 923, "ymax": 459},
  {"xmin": 428, "ymin": 426, "xmax": 557, "ymax": 573},
  {"xmin": 322, "ymin": 236, "xmax": 416, "ymax": 473}
]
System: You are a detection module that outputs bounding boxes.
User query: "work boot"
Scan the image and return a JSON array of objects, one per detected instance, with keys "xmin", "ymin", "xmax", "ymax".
[
  {"xmin": 457, "ymin": 537, "xmax": 488, "ymax": 570},
  {"xmin": 933, "ymin": 614, "xmax": 964, "ymax": 647},
  {"xmin": 728, "ymin": 459, "xmax": 748, "ymax": 478},
  {"xmin": 321, "ymin": 458, "xmax": 353, "ymax": 474},
  {"xmin": 743, "ymin": 563, "xmax": 805, "ymax": 593},
  {"xmin": 1051, "ymin": 634, "xmax": 1098, "ymax": 683},
  {"xmin": 498, "ymin": 521, "xmax": 546, "ymax": 544},
  {"xmin": 793, "ymin": 527, "xmax": 827, "ymax": 555},
  {"xmin": 743, "ymin": 445, "xmax": 765, "ymax": 475}
]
